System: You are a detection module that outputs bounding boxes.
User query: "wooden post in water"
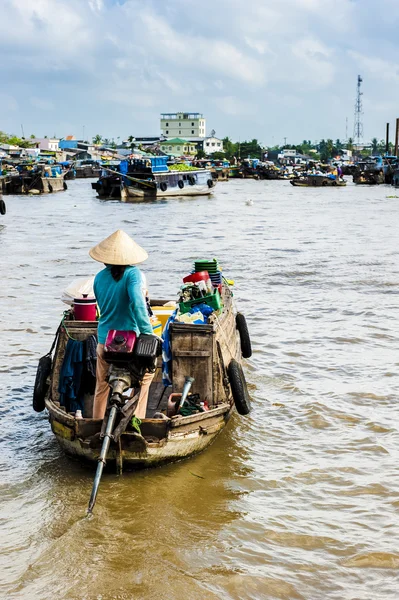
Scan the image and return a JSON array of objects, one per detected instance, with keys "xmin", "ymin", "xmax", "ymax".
[
  {"xmin": 385, "ymin": 122, "xmax": 390, "ymax": 155},
  {"xmin": 394, "ymin": 118, "xmax": 399, "ymax": 157}
]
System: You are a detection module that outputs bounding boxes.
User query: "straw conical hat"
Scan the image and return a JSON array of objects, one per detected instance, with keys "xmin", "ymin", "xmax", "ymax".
[{"xmin": 89, "ymin": 230, "xmax": 148, "ymax": 265}]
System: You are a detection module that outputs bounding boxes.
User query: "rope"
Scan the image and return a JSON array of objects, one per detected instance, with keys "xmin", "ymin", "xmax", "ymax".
[
  {"xmin": 101, "ymin": 166, "xmax": 156, "ymax": 189},
  {"xmin": 61, "ymin": 311, "xmax": 80, "ymax": 341}
]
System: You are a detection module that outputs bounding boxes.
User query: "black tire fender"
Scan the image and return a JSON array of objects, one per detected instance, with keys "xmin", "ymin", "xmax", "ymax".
[
  {"xmin": 33, "ymin": 355, "xmax": 52, "ymax": 412},
  {"xmin": 188, "ymin": 175, "xmax": 196, "ymax": 186},
  {"xmin": 63, "ymin": 181, "xmax": 68, "ymax": 190},
  {"xmin": 207, "ymin": 178, "xmax": 214, "ymax": 188},
  {"xmin": 48, "ymin": 183, "xmax": 53, "ymax": 193},
  {"xmin": 0, "ymin": 199, "xmax": 6, "ymax": 215},
  {"xmin": 236, "ymin": 313, "xmax": 252, "ymax": 358},
  {"xmin": 178, "ymin": 180, "xmax": 184, "ymax": 189},
  {"xmin": 228, "ymin": 359, "xmax": 251, "ymax": 416},
  {"xmin": 160, "ymin": 182, "xmax": 167, "ymax": 192}
]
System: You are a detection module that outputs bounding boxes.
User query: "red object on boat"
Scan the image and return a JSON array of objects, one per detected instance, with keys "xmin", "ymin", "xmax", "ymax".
[
  {"xmin": 104, "ymin": 330, "xmax": 137, "ymax": 363},
  {"xmin": 73, "ymin": 296, "xmax": 97, "ymax": 321},
  {"xmin": 183, "ymin": 271, "xmax": 210, "ymax": 284}
]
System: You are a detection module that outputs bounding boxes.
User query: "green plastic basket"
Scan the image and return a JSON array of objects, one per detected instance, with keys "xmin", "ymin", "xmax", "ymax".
[{"xmin": 179, "ymin": 289, "xmax": 223, "ymax": 315}]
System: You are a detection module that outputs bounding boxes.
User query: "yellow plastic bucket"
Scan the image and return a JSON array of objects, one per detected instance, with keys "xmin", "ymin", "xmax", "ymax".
[
  {"xmin": 151, "ymin": 316, "xmax": 162, "ymax": 337},
  {"xmin": 152, "ymin": 306, "xmax": 176, "ymax": 331}
]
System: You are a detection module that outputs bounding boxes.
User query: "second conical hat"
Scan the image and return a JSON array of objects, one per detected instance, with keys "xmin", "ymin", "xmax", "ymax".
[{"xmin": 89, "ymin": 230, "xmax": 148, "ymax": 265}]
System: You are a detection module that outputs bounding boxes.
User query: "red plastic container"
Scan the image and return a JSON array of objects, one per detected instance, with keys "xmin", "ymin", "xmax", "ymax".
[
  {"xmin": 104, "ymin": 330, "xmax": 137, "ymax": 363},
  {"xmin": 183, "ymin": 271, "xmax": 210, "ymax": 284},
  {"xmin": 74, "ymin": 296, "xmax": 97, "ymax": 321}
]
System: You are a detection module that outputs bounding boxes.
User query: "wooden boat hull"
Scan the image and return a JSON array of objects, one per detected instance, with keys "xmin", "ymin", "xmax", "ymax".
[
  {"xmin": 1, "ymin": 175, "xmax": 65, "ymax": 194},
  {"xmin": 353, "ymin": 173, "xmax": 385, "ymax": 185},
  {"xmin": 121, "ymin": 183, "xmax": 214, "ymax": 202},
  {"xmin": 290, "ymin": 177, "xmax": 346, "ymax": 187},
  {"xmin": 46, "ymin": 398, "xmax": 233, "ymax": 468}
]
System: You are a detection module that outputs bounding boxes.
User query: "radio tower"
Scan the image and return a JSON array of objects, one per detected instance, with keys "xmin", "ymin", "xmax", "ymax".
[{"xmin": 353, "ymin": 75, "xmax": 363, "ymax": 146}]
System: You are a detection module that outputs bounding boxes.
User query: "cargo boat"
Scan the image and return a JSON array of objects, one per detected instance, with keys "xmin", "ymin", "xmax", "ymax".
[{"xmin": 37, "ymin": 284, "xmax": 251, "ymax": 470}]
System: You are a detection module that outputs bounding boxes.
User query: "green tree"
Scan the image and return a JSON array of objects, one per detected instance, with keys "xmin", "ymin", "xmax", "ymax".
[
  {"xmin": 371, "ymin": 138, "xmax": 379, "ymax": 154},
  {"xmin": 211, "ymin": 151, "xmax": 226, "ymax": 160},
  {"xmin": 346, "ymin": 138, "xmax": 354, "ymax": 151},
  {"xmin": 127, "ymin": 135, "xmax": 135, "ymax": 152},
  {"xmin": 335, "ymin": 139, "xmax": 343, "ymax": 153},
  {"xmin": 92, "ymin": 134, "xmax": 102, "ymax": 144},
  {"xmin": 222, "ymin": 136, "xmax": 238, "ymax": 160},
  {"xmin": 196, "ymin": 149, "xmax": 206, "ymax": 159}
]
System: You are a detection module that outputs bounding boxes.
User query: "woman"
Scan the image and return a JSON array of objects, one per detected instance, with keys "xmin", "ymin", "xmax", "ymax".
[{"xmin": 89, "ymin": 229, "xmax": 155, "ymax": 420}]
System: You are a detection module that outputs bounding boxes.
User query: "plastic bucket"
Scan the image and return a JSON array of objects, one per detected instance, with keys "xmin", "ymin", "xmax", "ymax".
[{"xmin": 74, "ymin": 297, "xmax": 97, "ymax": 321}]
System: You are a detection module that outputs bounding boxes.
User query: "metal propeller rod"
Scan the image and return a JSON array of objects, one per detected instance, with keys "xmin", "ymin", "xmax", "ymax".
[
  {"xmin": 87, "ymin": 404, "xmax": 118, "ymax": 514},
  {"xmin": 87, "ymin": 369, "xmax": 131, "ymax": 514}
]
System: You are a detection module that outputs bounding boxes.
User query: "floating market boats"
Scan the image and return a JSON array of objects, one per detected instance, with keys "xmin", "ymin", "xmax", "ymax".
[
  {"xmin": 257, "ymin": 162, "xmax": 281, "ymax": 180},
  {"xmin": 34, "ymin": 270, "xmax": 251, "ymax": 472},
  {"xmin": 93, "ymin": 157, "xmax": 216, "ymax": 201},
  {"xmin": 352, "ymin": 156, "xmax": 385, "ymax": 185},
  {"xmin": 0, "ymin": 163, "xmax": 67, "ymax": 194},
  {"xmin": 290, "ymin": 174, "xmax": 346, "ymax": 187}
]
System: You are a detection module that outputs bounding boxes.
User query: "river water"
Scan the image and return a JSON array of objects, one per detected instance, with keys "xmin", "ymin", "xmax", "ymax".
[{"xmin": 0, "ymin": 179, "xmax": 398, "ymax": 600}]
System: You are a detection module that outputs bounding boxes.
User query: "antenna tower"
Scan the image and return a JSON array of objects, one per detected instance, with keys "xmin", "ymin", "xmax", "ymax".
[{"xmin": 353, "ymin": 75, "xmax": 363, "ymax": 146}]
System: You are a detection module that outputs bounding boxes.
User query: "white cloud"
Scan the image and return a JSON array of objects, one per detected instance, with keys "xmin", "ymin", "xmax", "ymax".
[
  {"xmin": 348, "ymin": 51, "xmax": 399, "ymax": 82},
  {"xmin": 1, "ymin": 0, "xmax": 399, "ymax": 141}
]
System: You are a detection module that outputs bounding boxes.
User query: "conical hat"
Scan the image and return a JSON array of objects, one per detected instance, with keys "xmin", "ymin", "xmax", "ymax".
[{"xmin": 89, "ymin": 230, "xmax": 148, "ymax": 265}]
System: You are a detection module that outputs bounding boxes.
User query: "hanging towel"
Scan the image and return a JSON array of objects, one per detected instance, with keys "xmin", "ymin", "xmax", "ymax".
[
  {"xmin": 58, "ymin": 339, "xmax": 84, "ymax": 413},
  {"xmin": 162, "ymin": 310, "xmax": 177, "ymax": 386},
  {"xmin": 85, "ymin": 334, "xmax": 98, "ymax": 378}
]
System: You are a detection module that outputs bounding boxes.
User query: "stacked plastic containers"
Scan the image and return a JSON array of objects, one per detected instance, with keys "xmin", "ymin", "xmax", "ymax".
[{"xmin": 194, "ymin": 259, "xmax": 223, "ymax": 294}]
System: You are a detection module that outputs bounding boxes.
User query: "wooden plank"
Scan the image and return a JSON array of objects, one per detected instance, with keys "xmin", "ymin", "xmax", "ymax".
[
  {"xmin": 171, "ymin": 327, "xmax": 213, "ymax": 403},
  {"xmin": 173, "ymin": 350, "xmax": 211, "ymax": 357}
]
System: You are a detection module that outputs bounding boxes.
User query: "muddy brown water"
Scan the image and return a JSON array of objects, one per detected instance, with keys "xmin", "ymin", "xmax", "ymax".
[{"xmin": 0, "ymin": 179, "xmax": 398, "ymax": 599}]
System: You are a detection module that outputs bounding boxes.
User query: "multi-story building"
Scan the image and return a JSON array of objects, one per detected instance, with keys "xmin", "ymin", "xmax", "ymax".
[
  {"xmin": 160, "ymin": 138, "xmax": 197, "ymax": 157},
  {"xmin": 30, "ymin": 138, "xmax": 59, "ymax": 151},
  {"xmin": 160, "ymin": 113, "xmax": 206, "ymax": 139}
]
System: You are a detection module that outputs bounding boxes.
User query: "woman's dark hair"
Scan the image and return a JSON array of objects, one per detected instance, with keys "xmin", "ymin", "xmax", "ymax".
[{"xmin": 110, "ymin": 265, "xmax": 126, "ymax": 282}]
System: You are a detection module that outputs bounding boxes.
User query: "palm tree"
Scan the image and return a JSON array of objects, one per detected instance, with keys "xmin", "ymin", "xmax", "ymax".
[
  {"xmin": 346, "ymin": 138, "xmax": 354, "ymax": 151},
  {"xmin": 92, "ymin": 134, "xmax": 102, "ymax": 145},
  {"xmin": 127, "ymin": 135, "xmax": 136, "ymax": 152},
  {"xmin": 371, "ymin": 138, "xmax": 379, "ymax": 154}
]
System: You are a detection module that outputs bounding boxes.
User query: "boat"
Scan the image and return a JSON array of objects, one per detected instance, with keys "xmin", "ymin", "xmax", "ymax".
[
  {"xmin": 37, "ymin": 281, "xmax": 251, "ymax": 471},
  {"xmin": 382, "ymin": 155, "xmax": 399, "ymax": 184},
  {"xmin": 91, "ymin": 161, "xmax": 123, "ymax": 199},
  {"xmin": 0, "ymin": 192, "xmax": 6, "ymax": 216},
  {"xmin": 290, "ymin": 174, "xmax": 347, "ymax": 187},
  {"xmin": 0, "ymin": 163, "xmax": 67, "ymax": 194},
  {"xmin": 238, "ymin": 158, "xmax": 260, "ymax": 179},
  {"xmin": 74, "ymin": 159, "xmax": 102, "ymax": 179},
  {"xmin": 257, "ymin": 162, "xmax": 281, "ymax": 180},
  {"xmin": 191, "ymin": 159, "xmax": 230, "ymax": 181},
  {"xmin": 392, "ymin": 167, "xmax": 399, "ymax": 187},
  {"xmin": 352, "ymin": 156, "xmax": 385, "ymax": 185},
  {"xmin": 120, "ymin": 157, "xmax": 215, "ymax": 201}
]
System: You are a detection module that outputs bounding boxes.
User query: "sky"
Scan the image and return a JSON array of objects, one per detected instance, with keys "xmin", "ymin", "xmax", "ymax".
[{"xmin": 1, "ymin": 0, "xmax": 399, "ymax": 146}]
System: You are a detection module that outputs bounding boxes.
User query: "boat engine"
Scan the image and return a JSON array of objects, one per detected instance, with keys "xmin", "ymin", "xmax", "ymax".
[
  {"xmin": 87, "ymin": 330, "xmax": 162, "ymax": 514},
  {"xmin": 104, "ymin": 330, "xmax": 162, "ymax": 394}
]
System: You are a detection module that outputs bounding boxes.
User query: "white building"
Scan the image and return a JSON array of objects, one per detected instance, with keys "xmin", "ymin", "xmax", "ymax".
[
  {"xmin": 203, "ymin": 132, "xmax": 223, "ymax": 155},
  {"xmin": 160, "ymin": 112, "xmax": 206, "ymax": 139},
  {"xmin": 31, "ymin": 138, "xmax": 59, "ymax": 151}
]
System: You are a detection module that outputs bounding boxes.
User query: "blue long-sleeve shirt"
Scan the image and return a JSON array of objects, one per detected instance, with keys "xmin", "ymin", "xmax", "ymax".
[{"xmin": 94, "ymin": 265, "xmax": 153, "ymax": 344}]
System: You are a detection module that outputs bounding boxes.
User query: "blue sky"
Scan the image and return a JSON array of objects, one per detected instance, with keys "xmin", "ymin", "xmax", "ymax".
[{"xmin": 1, "ymin": 0, "xmax": 399, "ymax": 145}]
